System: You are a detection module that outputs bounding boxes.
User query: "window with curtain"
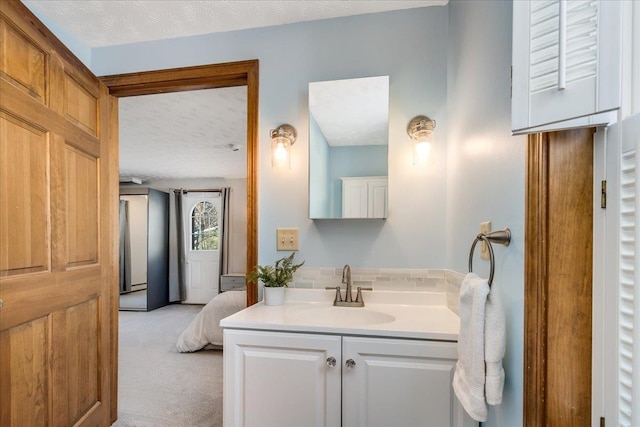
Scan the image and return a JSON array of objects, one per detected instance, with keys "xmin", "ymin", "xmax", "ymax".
[{"xmin": 190, "ymin": 201, "xmax": 218, "ymax": 251}]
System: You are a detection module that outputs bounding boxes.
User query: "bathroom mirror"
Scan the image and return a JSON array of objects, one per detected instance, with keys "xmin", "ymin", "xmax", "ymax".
[{"xmin": 308, "ymin": 76, "xmax": 389, "ymax": 219}]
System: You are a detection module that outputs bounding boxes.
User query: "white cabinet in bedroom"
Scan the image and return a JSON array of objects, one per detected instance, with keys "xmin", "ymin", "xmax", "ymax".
[
  {"xmin": 223, "ymin": 329, "xmax": 475, "ymax": 427},
  {"xmin": 511, "ymin": 0, "xmax": 622, "ymax": 134},
  {"xmin": 341, "ymin": 176, "xmax": 388, "ymax": 219}
]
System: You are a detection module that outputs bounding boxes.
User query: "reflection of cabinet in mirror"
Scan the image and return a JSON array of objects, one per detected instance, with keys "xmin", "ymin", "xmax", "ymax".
[
  {"xmin": 341, "ymin": 176, "xmax": 388, "ymax": 219},
  {"xmin": 119, "ymin": 187, "xmax": 169, "ymax": 311},
  {"xmin": 309, "ymin": 76, "xmax": 389, "ymax": 219}
]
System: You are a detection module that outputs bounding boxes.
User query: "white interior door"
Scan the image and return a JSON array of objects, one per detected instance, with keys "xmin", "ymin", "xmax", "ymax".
[
  {"xmin": 597, "ymin": 113, "xmax": 640, "ymax": 427},
  {"xmin": 182, "ymin": 192, "xmax": 222, "ymax": 304}
]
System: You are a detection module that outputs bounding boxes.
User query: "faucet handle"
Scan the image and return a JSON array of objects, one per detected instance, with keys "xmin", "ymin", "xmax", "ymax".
[
  {"xmin": 355, "ymin": 287, "xmax": 363, "ymax": 303},
  {"xmin": 334, "ymin": 286, "xmax": 343, "ymax": 303}
]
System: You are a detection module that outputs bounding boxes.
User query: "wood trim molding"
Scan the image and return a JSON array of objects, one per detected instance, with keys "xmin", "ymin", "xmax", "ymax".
[
  {"xmin": 107, "ymin": 94, "xmax": 119, "ymax": 424},
  {"xmin": 524, "ymin": 128, "xmax": 594, "ymax": 426},
  {"xmin": 524, "ymin": 132, "xmax": 549, "ymax": 427},
  {"xmin": 100, "ymin": 61, "xmax": 257, "ymax": 97},
  {"xmin": 101, "ymin": 60, "xmax": 259, "ymax": 308},
  {"xmin": 244, "ymin": 62, "xmax": 259, "ymax": 307}
]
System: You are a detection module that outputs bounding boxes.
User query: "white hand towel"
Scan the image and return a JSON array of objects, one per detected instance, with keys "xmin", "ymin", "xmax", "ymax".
[
  {"xmin": 485, "ymin": 287, "xmax": 506, "ymax": 405},
  {"xmin": 453, "ymin": 272, "xmax": 490, "ymax": 422}
]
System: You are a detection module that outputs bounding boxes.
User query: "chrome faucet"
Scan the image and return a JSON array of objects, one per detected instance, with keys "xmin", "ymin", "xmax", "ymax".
[{"xmin": 333, "ymin": 264, "xmax": 365, "ymax": 307}]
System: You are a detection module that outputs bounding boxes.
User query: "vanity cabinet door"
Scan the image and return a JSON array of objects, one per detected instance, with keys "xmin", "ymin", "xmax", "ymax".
[
  {"xmin": 223, "ymin": 329, "xmax": 342, "ymax": 427},
  {"xmin": 342, "ymin": 337, "xmax": 475, "ymax": 427}
]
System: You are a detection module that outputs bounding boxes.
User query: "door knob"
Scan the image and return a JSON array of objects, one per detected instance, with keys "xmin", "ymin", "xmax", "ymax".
[
  {"xmin": 326, "ymin": 357, "xmax": 336, "ymax": 367},
  {"xmin": 346, "ymin": 359, "xmax": 356, "ymax": 369}
]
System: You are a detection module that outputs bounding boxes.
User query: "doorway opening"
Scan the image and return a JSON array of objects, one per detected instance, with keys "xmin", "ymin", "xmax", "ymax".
[{"xmin": 101, "ymin": 60, "xmax": 259, "ymax": 419}]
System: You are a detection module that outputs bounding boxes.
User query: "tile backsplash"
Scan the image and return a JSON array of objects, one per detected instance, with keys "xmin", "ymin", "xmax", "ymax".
[
  {"xmin": 290, "ymin": 267, "xmax": 467, "ymax": 315},
  {"xmin": 444, "ymin": 270, "xmax": 465, "ymax": 316}
]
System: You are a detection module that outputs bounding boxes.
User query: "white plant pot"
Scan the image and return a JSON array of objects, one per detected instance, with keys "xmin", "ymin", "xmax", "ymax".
[{"xmin": 263, "ymin": 286, "xmax": 285, "ymax": 306}]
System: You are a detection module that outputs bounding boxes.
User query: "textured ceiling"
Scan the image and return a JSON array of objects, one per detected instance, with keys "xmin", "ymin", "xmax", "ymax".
[
  {"xmin": 310, "ymin": 76, "xmax": 389, "ymax": 147},
  {"xmin": 118, "ymin": 87, "xmax": 247, "ymax": 182},
  {"xmin": 23, "ymin": 0, "xmax": 445, "ymax": 182},
  {"xmin": 23, "ymin": 1, "xmax": 448, "ymax": 48}
]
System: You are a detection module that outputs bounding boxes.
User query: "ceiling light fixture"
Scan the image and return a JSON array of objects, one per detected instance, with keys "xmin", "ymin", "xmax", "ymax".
[
  {"xmin": 270, "ymin": 124, "xmax": 297, "ymax": 169},
  {"xmin": 407, "ymin": 115, "xmax": 436, "ymax": 165}
]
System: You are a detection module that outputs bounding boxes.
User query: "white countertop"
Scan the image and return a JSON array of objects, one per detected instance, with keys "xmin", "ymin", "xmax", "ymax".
[{"xmin": 220, "ymin": 288, "xmax": 460, "ymax": 341}]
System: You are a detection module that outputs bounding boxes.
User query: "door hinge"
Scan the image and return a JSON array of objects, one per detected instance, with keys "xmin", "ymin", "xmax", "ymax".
[
  {"xmin": 601, "ymin": 180, "xmax": 607, "ymax": 209},
  {"xmin": 600, "ymin": 416, "xmax": 605, "ymax": 427}
]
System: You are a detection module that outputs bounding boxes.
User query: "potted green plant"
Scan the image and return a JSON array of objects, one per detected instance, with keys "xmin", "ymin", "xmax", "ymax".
[{"xmin": 247, "ymin": 252, "xmax": 305, "ymax": 306}]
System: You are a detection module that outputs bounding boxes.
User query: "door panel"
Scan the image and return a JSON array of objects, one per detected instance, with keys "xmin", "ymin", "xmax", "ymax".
[
  {"xmin": 64, "ymin": 72, "xmax": 99, "ymax": 136},
  {"xmin": 0, "ymin": 316, "xmax": 49, "ymax": 427},
  {"xmin": 0, "ymin": 113, "xmax": 49, "ymax": 275},
  {"xmin": 0, "ymin": 1, "xmax": 114, "ymax": 425},
  {"xmin": 65, "ymin": 146, "xmax": 99, "ymax": 267},
  {"xmin": 0, "ymin": 18, "xmax": 47, "ymax": 103}
]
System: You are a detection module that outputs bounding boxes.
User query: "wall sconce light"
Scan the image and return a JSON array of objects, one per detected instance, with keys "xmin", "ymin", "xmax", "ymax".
[
  {"xmin": 270, "ymin": 124, "xmax": 297, "ymax": 168},
  {"xmin": 407, "ymin": 115, "xmax": 436, "ymax": 165}
]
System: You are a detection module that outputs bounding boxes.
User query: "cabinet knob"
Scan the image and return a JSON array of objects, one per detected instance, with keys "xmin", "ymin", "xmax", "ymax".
[
  {"xmin": 346, "ymin": 359, "xmax": 356, "ymax": 369},
  {"xmin": 326, "ymin": 357, "xmax": 336, "ymax": 368}
]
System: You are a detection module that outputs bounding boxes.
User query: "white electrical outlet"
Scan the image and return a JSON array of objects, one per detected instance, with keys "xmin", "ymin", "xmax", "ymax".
[
  {"xmin": 480, "ymin": 221, "xmax": 491, "ymax": 260},
  {"xmin": 276, "ymin": 228, "xmax": 299, "ymax": 251}
]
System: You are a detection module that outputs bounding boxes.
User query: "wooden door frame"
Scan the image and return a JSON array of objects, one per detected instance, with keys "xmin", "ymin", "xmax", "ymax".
[
  {"xmin": 524, "ymin": 129, "xmax": 594, "ymax": 425},
  {"xmin": 100, "ymin": 61, "xmax": 259, "ymax": 304},
  {"xmin": 100, "ymin": 61, "xmax": 259, "ymax": 422}
]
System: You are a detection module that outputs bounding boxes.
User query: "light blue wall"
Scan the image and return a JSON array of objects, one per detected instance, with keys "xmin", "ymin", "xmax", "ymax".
[
  {"xmin": 27, "ymin": 3, "xmax": 527, "ymax": 422},
  {"xmin": 91, "ymin": 7, "xmax": 450, "ymax": 269},
  {"xmin": 446, "ymin": 2, "xmax": 525, "ymax": 426}
]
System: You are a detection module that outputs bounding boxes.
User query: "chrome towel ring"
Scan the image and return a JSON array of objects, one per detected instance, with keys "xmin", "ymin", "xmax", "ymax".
[{"xmin": 468, "ymin": 228, "xmax": 511, "ymax": 287}]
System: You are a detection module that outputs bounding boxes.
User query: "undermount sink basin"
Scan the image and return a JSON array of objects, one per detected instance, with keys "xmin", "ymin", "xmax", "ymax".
[{"xmin": 286, "ymin": 305, "xmax": 396, "ymax": 327}]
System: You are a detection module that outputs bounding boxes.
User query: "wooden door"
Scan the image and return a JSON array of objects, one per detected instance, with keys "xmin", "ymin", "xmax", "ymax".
[
  {"xmin": 524, "ymin": 128, "xmax": 594, "ymax": 426},
  {"xmin": 0, "ymin": 1, "xmax": 116, "ymax": 426}
]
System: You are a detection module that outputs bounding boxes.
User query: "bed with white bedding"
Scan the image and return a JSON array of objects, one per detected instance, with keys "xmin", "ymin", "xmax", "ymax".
[{"xmin": 176, "ymin": 290, "xmax": 246, "ymax": 352}]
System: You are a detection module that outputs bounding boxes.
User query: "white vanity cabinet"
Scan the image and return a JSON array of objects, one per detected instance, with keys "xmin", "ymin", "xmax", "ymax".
[
  {"xmin": 511, "ymin": 0, "xmax": 622, "ymax": 134},
  {"xmin": 343, "ymin": 336, "xmax": 474, "ymax": 427},
  {"xmin": 224, "ymin": 330, "xmax": 342, "ymax": 427},
  {"xmin": 224, "ymin": 329, "xmax": 474, "ymax": 427},
  {"xmin": 341, "ymin": 176, "xmax": 388, "ymax": 219}
]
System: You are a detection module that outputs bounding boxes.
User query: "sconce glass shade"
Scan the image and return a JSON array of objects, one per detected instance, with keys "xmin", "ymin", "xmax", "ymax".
[
  {"xmin": 270, "ymin": 124, "xmax": 297, "ymax": 168},
  {"xmin": 407, "ymin": 115, "xmax": 436, "ymax": 165}
]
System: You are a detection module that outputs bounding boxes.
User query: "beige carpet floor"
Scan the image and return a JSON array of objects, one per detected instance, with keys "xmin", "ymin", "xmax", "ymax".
[{"xmin": 113, "ymin": 304, "xmax": 223, "ymax": 427}]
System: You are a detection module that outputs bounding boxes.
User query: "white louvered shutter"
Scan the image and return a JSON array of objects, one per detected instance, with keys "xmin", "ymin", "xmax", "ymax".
[
  {"xmin": 619, "ymin": 148, "xmax": 635, "ymax": 427},
  {"xmin": 529, "ymin": 0, "xmax": 597, "ymax": 93},
  {"xmin": 512, "ymin": 0, "xmax": 622, "ymax": 132},
  {"xmin": 604, "ymin": 115, "xmax": 640, "ymax": 427}
]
